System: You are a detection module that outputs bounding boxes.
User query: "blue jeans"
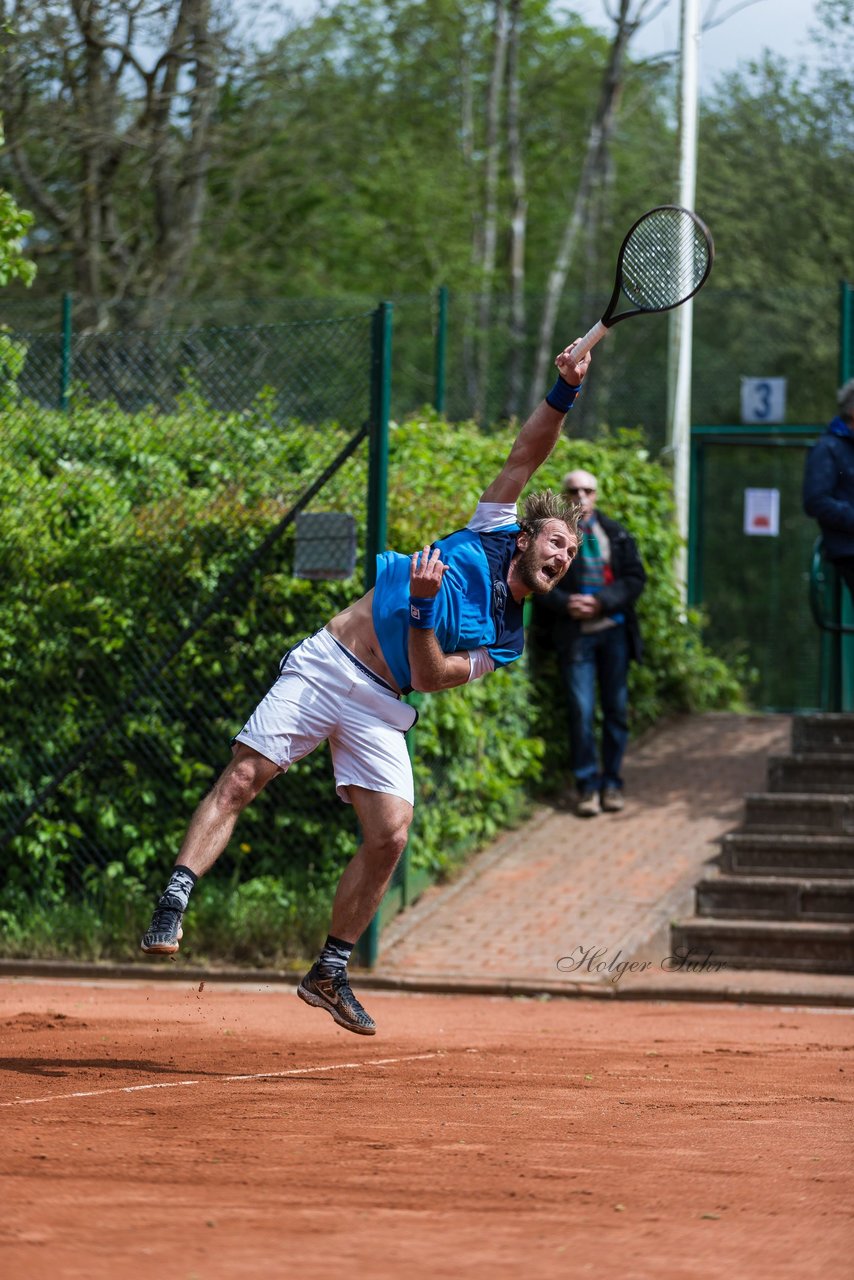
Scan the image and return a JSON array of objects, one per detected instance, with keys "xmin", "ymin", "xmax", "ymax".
[{"xmin": 559, "ymin": 625, "xmax": 629, "ymax": 792}]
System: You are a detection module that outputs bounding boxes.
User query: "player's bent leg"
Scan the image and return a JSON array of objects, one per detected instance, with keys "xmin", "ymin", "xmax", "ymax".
[
  {"xmin": 331, "ymin": 788, "xmax": 413, "ymax": 942},
  {"xmin": 141, "ymin": 744, "xmax": 281, "ymax": 956},
  {"xmin": 297, "ymin": 788, "xmax": 413, "ymax": 1035},
  {"xmin": 178, "ymin": 744, "xmax": 283, "ymax": 877}
]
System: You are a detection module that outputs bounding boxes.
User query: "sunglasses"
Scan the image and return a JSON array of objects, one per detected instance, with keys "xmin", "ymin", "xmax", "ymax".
[{"xmin": 565, "ymin": 486, "xmax": 596, "ymax": 495}]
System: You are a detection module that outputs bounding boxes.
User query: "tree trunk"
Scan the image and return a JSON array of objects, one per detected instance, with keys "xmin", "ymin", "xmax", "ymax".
[
  {"xmin": 0, "ymin": 0, "xmax": 227, "ymax": 330},
  {"xmin": 527, "ymin": 0, "xmax": 638, "ymax": 411},
  {"xmin": 502, "ymin": 0, "xmax": 527, "ymax": 420},
  {"xmin": 458, "ymin": 24, "xmax": 479, "ymax": 411},
  {"xmin": 473, "ymin": 0, "xmax": 509, "ymax": 423}
]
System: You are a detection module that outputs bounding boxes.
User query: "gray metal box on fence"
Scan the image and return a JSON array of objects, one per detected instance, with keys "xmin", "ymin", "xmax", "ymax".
[{"xmin": 294, "ymin": 512, "xmax": 357, "ymax": 580}]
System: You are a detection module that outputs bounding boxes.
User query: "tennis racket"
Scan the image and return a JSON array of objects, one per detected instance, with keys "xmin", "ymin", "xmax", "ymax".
[{"xmin": 570, "ymin": 205, "xmax": 714, "ymax": 362}]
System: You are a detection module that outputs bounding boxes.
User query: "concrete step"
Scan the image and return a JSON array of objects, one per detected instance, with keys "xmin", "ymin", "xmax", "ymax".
[
  {"xmin": 670, "ymin": 918, "xmax": 854, "ymax": 973},
  {"xmin": 696, "ymin": 874, "xmax": 854, "ymax": 922},
  {"xmin": 721, "ymin": 832, "xmax": 854, "ymax": 877},
  {"xmin": 743, "ymin": 793, "xmax": 854, "ymax": 834},
  {"xmin": 792, "ymin": 714, "xmax": 854, "ymax": 755},
  {"xmin": 767, "ymin": 753, "xmax": 854, "ymax": 794}
]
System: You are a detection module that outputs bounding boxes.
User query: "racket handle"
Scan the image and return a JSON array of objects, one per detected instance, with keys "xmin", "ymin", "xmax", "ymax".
[{"xmin": 569, "ymin": 320, "xmax": 609, "ymax": 363}]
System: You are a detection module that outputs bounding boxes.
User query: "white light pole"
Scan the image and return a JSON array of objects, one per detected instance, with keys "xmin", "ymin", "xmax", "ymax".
[{"xmin": 667, "ymin": 0, "xmax": 701, "ymax": 604}]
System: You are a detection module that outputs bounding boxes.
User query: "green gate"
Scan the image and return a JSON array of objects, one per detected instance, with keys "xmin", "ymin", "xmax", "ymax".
[{"xmin": 688, "ymin": 424, "xmax": 827, "ymax": 712}]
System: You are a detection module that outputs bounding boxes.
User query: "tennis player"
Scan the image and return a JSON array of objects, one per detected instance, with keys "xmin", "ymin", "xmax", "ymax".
[{"xmin": 140, "ymin": 339, "xmax": 591, "ymax": 1033}]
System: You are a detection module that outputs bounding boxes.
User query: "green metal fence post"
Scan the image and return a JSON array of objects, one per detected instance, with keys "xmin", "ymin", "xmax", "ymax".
[
  {"xmin": 434, "ymin": 285, "xmax": 448, "ymax": 414},
  {"xmin": 360, "ymin": 301, "xmax": 393, "ymax": 970},
  {"xmin": 840, "ymin": 280, "xmax": 853, "ymax": 384},
  {"xmin": 828, "ymin": 571, "xmax": 843, "ymax": 713},
  {"xmin": 59, "ymin": 292, "xmax": 73, "ymax": 411},
  {"xmin": 366, "ymin": 302, "xmax": 392, "ymax": 576},
  {"xmin": 687, "ymin": 429, "xmax": 703, "ymax": 606}
]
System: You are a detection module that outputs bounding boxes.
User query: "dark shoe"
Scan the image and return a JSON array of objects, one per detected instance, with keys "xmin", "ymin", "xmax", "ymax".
[
  {"xmin": 140, "ymin": 902, "xmax": 184, "ymax": 954},
  {"xmin": 601, "ymin": 786, "xmax": 625, "ymax": 813},
  {"xmin": 576, "ymin": 789, "xmax": 601, "ymax": 817},
  {"xmin": 297, "ymin": 963, "xmax": 376, "ymax": 1036}
]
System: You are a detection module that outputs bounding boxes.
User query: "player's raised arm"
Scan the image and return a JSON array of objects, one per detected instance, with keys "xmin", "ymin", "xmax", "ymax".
[{"xmin": 480, "ymin": 341, "xmax": 591, "ymax": 504}]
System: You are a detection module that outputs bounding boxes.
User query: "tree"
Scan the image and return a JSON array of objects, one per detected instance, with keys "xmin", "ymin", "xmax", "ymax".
[
  {"xmin": 471, "ymin": 0, "xmax": 509, "ymax": 422},
  {"xmin": 0, "ymin": 126, "xmax": 34, "ymax": 287},
  {"xmin": 502, "ymin": 0, "xmax": 527, "ymax": 417},
  {"xmin": 690, "ymin": 0, "xmax": 853, "ymax": 423},
  {"xmin": 526, "ymin": 0, "xmax": 662, "ymax": 411},
  {"xmin": 196, "ymin": 0, "xmax": 506, "ymax": 303},
  {"xmin": 0, "ymin": 19, "xmax": 35, "ymax": 291},
  {"xmin": 0, "ymin": 0, "xmax": 233, "ymax": 328}
]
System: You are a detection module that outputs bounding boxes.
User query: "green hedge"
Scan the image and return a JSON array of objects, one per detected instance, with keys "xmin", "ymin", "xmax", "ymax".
[{"xmin": 0, "ymin": 396, "xmax": 745, "ymax": 963}]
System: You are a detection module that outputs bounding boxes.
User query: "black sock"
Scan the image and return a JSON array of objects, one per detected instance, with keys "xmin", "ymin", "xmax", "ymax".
[
  {"xmin": 317, "ymin": 934, "xmax": 354, "ymax": 973},
  {"xmin": 160, "ymin": 865, "xmax": 198, "ymax": 913}
]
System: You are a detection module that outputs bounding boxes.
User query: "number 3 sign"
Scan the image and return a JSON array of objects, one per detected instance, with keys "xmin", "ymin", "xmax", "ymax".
[{"xmin": 740, "ymin": 377, "xmax": 787, "ymax": 424}]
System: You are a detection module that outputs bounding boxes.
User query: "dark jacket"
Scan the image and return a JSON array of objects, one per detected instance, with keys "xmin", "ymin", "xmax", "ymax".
[
  {"xmin": 803, "ymin": 418, "xmax": 854, "ymax": 561},
  {"xmin": 533, "ymin": 512, "xmax": 646, "ymax": 662}
]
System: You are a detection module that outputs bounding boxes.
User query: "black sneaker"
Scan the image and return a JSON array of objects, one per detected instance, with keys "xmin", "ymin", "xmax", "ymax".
[
  {"xmin": 297, "ymin": 963, "xmax": 376, "ymax": 1035},
  {"xmin": 140, "ymin": 903, "xmax": 184, "ymax": 954}
]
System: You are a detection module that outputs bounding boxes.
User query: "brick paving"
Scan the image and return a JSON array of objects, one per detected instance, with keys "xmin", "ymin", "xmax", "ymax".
[{"xmin": 374, "ymin": 713, "xmax": 854, "ymax": 1005}]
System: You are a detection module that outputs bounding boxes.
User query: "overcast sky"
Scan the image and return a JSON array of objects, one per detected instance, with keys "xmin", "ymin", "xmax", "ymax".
[
  {"xmin": 566, "ymin": 0, "xmax": 822, "ymax": 91},
  {"xmin": 260, "ymin": 1, "xmax": 823, "ymax": 92}
]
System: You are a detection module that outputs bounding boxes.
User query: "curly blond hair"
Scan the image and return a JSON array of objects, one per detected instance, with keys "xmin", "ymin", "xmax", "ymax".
[{"xmin": 519, "ymin": 489, "xmax": 581, "ymax": 540}]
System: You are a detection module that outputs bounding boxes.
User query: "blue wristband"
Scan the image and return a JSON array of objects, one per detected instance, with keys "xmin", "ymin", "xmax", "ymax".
[
  {"xmin": 409, "ymin": 596, "xmax": 436, "ymax": 628},
  {"xmin": 545, "ymin": 375, "xmax": 581, "ymax": 413}
]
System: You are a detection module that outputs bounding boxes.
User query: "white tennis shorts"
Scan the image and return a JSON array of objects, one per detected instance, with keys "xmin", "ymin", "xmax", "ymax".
[{"xmin": 233, "ymin": 628, "xmax": 417, "ymax": 806}]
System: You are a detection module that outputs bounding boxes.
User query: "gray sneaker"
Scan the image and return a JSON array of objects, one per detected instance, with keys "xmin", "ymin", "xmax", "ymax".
[
  {"xmin": 297, "ymin": 963, "xmax": 376, "ymax": 1035},
  {"xmin": 140, "ymin": 903, "xmax": 184, "ymax": 954},
  {"xmin": 601, "ymin": 787, "xmax": 625, "ymax": 813},
  {"xmin": 576, "ymin": 789, "xmax": 601, "ymax": 818}
]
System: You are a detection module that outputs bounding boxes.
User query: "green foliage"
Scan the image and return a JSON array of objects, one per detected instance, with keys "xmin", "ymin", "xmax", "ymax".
[
  {"xmin": 0, "ymin": 400, "xmax": 744, "ymax": 964},
  {"xmin": 0, "ymin": 327, "xmax": 28, "ymax": 409},
  {"xmin": 409, "ymin": 670, "xmax": 544, "ymax": 877},
  {"xmin": 0, "ymin": 181, "xmax": 36, "ymax": 288},
  {"xmin": 0, "ymin": 120, "xmax": 36, "ymax": 399},
  {"xmin": 190, "ymin": 0, "xmax": 671, "ymax": 303},
  {"xmin": 0, "ymin": 388, "xmax": 365, "ymax": 964},
  {"xmin": 691, "ymin": 1, "xmax": 853, "ymax": 425}
]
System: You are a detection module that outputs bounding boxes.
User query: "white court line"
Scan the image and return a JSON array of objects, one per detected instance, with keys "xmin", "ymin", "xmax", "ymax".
[{"xmin": 0, "ymin": 1052, "xmax": 442, "ymax": 1110}]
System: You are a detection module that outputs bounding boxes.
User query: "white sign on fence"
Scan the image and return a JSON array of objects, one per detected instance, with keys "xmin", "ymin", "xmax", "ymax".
[{"xmin": 744, "ymin": 488, "xmax": 780, "ymax": 537}]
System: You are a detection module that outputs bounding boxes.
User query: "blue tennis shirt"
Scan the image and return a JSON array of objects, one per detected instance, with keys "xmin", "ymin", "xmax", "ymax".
[{"xmin": 372, "ymin": 503, "xmax": 525, "ymax": 691}]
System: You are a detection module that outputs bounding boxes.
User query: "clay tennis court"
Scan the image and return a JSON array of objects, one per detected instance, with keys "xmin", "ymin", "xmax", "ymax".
[{"xmin": 1, "ymin": 978, "xmax": 851, "ymax": 1279}]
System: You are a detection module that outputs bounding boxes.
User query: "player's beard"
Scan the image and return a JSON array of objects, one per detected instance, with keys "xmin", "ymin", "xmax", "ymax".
[{"xmin": 514, "ymin": 542, "xmax": 558, "ymax": 594}]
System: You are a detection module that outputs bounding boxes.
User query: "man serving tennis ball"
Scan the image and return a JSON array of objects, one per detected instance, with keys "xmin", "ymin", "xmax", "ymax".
[{"xmin": 140, "ymin": 339, "xmax": 591, "ymax": 1034}]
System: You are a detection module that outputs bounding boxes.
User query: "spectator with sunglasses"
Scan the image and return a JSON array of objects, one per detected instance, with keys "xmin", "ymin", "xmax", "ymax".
[{"xmin": 533, "ymin": 470, "xmax": 646, "ymax": 817}]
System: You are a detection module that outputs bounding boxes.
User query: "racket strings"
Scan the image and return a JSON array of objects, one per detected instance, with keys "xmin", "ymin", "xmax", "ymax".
[{"xmin": 621, "ymin": 211, "xmax": 710, "ymax": 312}]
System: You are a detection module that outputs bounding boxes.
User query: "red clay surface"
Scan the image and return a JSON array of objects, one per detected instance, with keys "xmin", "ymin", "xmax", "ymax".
[{"xmin": 1, "ymin": 979, "xmax": 852, "ymax": 1280}]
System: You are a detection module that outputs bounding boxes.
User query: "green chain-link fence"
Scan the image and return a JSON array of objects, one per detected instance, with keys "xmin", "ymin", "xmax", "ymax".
[
  {"xmin": 2, "ymin": 282, "xmax": 842, "ymax": 433},
  {"xmin": 0, "ymin": 305, "xmax": 384, "ymax": 959},
  {"xmin": 0, "ymin": 281, "xmax": 848, "ymax": 960},
  {"xmin": 383, "ymin": 285, "xmax": 841, "ymax": 446}
]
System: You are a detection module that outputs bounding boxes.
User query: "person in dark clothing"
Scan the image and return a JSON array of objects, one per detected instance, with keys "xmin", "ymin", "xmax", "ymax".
[
  {"xmin": 803, "ymin": 378, "xmax": 854, "ymax": 602},
  {"xmin": 534, "ymin": 469, "xmax": 646, "ymax": 817}
]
